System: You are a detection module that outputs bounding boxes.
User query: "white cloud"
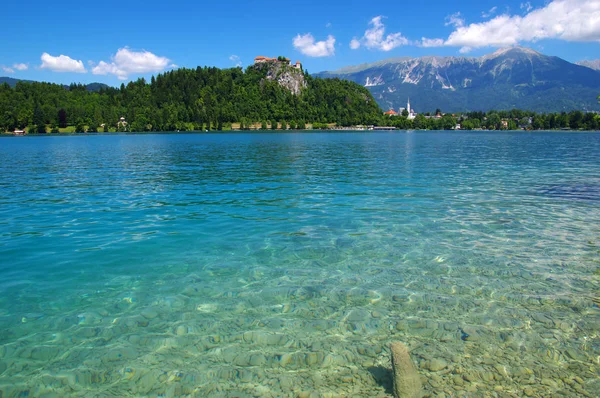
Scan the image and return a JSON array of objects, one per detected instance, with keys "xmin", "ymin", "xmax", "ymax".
[
  {"xmin": 444, "ymin": 0, "xmax": 600, "ymax": 51},
  {"xmin": 520, "ymin": 2, "xmax": 533, "ymax": 12},
  {"xmin": 445, "ymin": 12, "xmax": 465, "ymax": 28},
  {"xmin": 293, "ymin": 33, "xmax": 336, "ymax": 57},
  {"xmin": 482, "ymin": 6, "xmax": 498, "ymax": 18},
  {"xmin": 2, "ymin": 66, "xmax": 15, "ymax": 73},
  {"xmin": 13, "ymin": 63, "xmax": 28, "ymax": 71},
  {"xmin": 326, "ymin": 22, "xmax": 332, "ymax": 28},
  {"xmin": 92, "ymin": 47, "xmax": 174, "ymax": 80},
  {"xmin": 351, "ymin": 16, "xmax": 410, "ymax": 51},
  {"xmin": 419, "ymin": 37, "xmax": 445, "ymax": 47},
  {"xmin": 350, "ymin": 38, "xmax": 361, "ymax": 49},
  {"xmin": 40, "ymin": 53, "xmax": 87, "ymax": 73},
  {"xmin": 229, "ymin": 55, "xmax": 242, "ymax": 67}
]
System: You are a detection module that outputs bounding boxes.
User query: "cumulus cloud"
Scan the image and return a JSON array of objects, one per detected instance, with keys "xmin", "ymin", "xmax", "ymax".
[
  {"xmin": 2, "ymin": 66, "xmax": 15, "ymax": 73},
  {"xmin": 425, "ymin": 0, "xmax": 600, "ymax": 52},
  {"xmin": 13, "ymin": 63, "xmax": 28, "ymax": 71},
  {"xmin": 351, "ymin": 16, "xmax": 410, "ymax": 51},
  {"xmin": 40, "ymin": 53, "xmax": 87, "ymax": 73},
  {"xmin": 229, "ymin": 55, "xmax": 242, "ymax": 67},
  {"xmin": 350, "ymin": 38, "xmax": 361, "ymax": 49},
  {"xmin": 92, "ymin": 47, "xmax": 174, "ymax": 80},
  {"xmin": 293, "ymin": 33, "xmax": 336, "ymax": 57}
]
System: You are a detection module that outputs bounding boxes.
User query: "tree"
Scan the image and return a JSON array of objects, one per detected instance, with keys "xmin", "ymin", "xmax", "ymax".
[
  {"xmin": 401, "ymin": 109, "xmax": 409, "ymax": 117},
  {"xmin": 58, "ymin": 109, "xmax": 67, "ymax": 128},
  {"xmin": 271, "ymin": 120, "xmax": 277, "ymax": 130},
  {"xmin": 413, "ymin": 114, "xmax": 427, "ymax": 129},
  {"xmin": 33, "ymin": 105, "xmax": 45, "ymax": 129},
  {"xmin": 441, "ymin": 115, "xmax": 456, "ymax": 130},
  {"xmin": 261, "ymin": 121, "xmax": 268, "ymax": 130},
  {"xmin": 75, "ymin": 121, "xmax": 86, "ymax": 133},
  {"xmin": 487, "ymin": 114, "xmax": 501, "ymax": 130}
]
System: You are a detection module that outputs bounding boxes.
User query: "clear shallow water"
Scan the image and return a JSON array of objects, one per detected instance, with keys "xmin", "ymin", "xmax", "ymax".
[{"xmin": 0, "ymin": 131, "xmax": 599, "ymax": 397}]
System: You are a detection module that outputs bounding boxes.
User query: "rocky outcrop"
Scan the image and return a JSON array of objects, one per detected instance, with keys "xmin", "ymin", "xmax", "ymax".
[
  {"xmin": 252, "ymin": 62, "xmax": 307, "ymax": 95},
  {"xmin": 390, "ymin": 342, "xmax": 423, "ymax": 398}
]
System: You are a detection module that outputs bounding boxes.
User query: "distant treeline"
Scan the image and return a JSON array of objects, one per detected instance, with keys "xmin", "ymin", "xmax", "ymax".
[
  {"xmin": 379, "ymin": 108, "xmax": 600, "ymax": 131},
  {"xmin": 0, "ymin": 66, "xmax": 382, "ymax": 133}
]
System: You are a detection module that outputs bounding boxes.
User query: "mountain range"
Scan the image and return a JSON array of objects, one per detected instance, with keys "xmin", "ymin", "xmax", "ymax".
[
  {"xmin": 316, "ymin": 47, "xmax": 600, "ymax": 113},
  {"xmin": 0, "ymin": 77, "xmax": 109, "ymax": 92},
  {"xmin": 576, "ymin": 60, "xmax": 600, "ymax": 71}
]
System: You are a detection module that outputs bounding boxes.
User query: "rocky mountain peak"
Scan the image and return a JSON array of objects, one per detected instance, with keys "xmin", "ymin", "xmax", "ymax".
[
  {"xmin": 483, "ymin": 46, "xmax": 542, "ymax": 59},
  {"xmin": 250, "ymin": 61, "xmax": 307, "ymax": 95},
  {"xmin": 576, "ymin": 59, "xmax": 600, "ymax": 71}
]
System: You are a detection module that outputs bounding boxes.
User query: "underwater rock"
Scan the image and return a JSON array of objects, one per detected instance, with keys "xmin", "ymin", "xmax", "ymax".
[
  {"xmin": 425, "ymin": 358, "xmax": 448, "ymax": 372},
  {"xmin": 390, "ymin": 342, "xmax": 423, "ymax": 398}
]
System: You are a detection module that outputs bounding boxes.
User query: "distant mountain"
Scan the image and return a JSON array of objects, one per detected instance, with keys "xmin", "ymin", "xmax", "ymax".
[
  {"xmin": 0, "ymin": 77, "xmax": 34, "ymax": 86},
  {"xmin": 315, "ymin": 47, "xmax": 600, "ymax": 113},
  {"xmin": 576, "ymin": 60, "xmax": 600, "ymax": 71},
  {"xmin": 0, "ymin": 76, "xmax": 110, "ymax": 92}
]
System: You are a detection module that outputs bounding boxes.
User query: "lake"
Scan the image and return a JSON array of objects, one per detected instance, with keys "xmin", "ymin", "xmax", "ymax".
[{"xmin": 0, "ymin": 131, "xmax": 599, "ymax": 396}]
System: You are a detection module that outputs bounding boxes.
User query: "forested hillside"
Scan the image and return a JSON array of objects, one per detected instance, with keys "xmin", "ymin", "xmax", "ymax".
[{"xmin": 0, "ymin": 65, "xmax": 382, "ymax": 132}]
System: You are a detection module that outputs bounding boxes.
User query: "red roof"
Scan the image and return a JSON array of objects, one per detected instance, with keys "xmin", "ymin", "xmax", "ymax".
[{"xmin": 384, "ymin": 109, "xmax": 398, "ymax": 116}]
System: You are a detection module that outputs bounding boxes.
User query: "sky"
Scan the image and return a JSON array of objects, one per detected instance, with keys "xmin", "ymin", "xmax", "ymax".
[{"xmin": 1, "ymin": 0, "xmax": 599, "ymax": 86}]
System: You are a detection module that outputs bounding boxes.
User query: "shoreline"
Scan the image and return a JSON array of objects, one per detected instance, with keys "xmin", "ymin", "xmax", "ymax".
[{"xmin": 2, "ymin": 128, "xmax": 599, "ymax": 137}]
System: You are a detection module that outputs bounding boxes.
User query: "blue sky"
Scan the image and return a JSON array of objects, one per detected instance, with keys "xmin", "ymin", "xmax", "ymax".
[{"xmin": 1, "ymin": 0, "xmax": 599, "ymax": 85}]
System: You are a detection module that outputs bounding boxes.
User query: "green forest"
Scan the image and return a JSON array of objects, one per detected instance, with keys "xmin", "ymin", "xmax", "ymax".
[{"xmin": 0, "ymin": 65, "xmax": 383, "ymax": 133}]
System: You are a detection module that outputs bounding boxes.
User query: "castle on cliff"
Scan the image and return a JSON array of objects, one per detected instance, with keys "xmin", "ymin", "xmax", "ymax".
[{"xmin": 254, "ymin": 56, "xmax": 302, "ymax": 70}]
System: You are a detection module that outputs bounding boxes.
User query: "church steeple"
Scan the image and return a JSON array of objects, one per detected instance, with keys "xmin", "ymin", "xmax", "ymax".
[{"xmin": 407, "ymin": 97, "xmax": 411, "ymax": 114}]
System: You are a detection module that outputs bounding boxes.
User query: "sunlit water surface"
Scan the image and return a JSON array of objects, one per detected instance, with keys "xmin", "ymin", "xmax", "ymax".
[{"xmin": 0, "ymin": 132, "xmax": 599, "ymax": 397}]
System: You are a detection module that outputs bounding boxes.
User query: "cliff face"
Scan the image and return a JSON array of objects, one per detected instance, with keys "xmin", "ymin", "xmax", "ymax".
[{"xmin": 251, "ymin": 62, "xmax": 307, "ymax": 95}]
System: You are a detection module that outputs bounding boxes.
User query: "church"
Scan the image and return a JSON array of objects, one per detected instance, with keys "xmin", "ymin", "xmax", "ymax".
[{"xmin": 398, "ymin": 98, "xmax": 417, "ymax": 120}]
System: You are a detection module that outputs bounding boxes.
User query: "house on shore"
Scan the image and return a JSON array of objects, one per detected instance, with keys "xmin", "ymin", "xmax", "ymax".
[
  {"xmin": 117, "ymin": 117, "xmax": 128, "ymax": 130},
  {"xmin": 384, "ymin": 109, "xmax": 398, "ymax": 116},
  {"xmin": 13, "ymin": 129, "xmax": 26, "ymax": 136}
]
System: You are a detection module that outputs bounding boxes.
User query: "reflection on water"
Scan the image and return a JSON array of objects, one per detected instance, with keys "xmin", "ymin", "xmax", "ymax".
[{"xmin": 0, "ymin": 132, "xmax": 599, "ymax": 397}]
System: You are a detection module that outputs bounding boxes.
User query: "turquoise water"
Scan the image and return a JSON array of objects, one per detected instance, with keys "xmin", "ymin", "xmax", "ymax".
[{"xmin": 0, "ymin": 131, "xmax": 599, "ymax": 397}]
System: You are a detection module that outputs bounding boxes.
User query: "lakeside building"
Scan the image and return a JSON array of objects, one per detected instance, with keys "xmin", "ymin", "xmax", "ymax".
[
  {"xmin": 400, "ymin": 98, "xmax": 417, "ymax": 120},
  {"xmin": 117, "ymin": 117, "xmax": 128, "ymax": 129},
  {"xmin": 386, "ymin": 98, "xmax": 418, "ymax": 120}
]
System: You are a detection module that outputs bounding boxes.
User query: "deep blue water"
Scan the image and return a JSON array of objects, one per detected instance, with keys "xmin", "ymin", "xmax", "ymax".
[{"xmin": 0, "ymin": 132, "xmax": 599, "ymax": 396}]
